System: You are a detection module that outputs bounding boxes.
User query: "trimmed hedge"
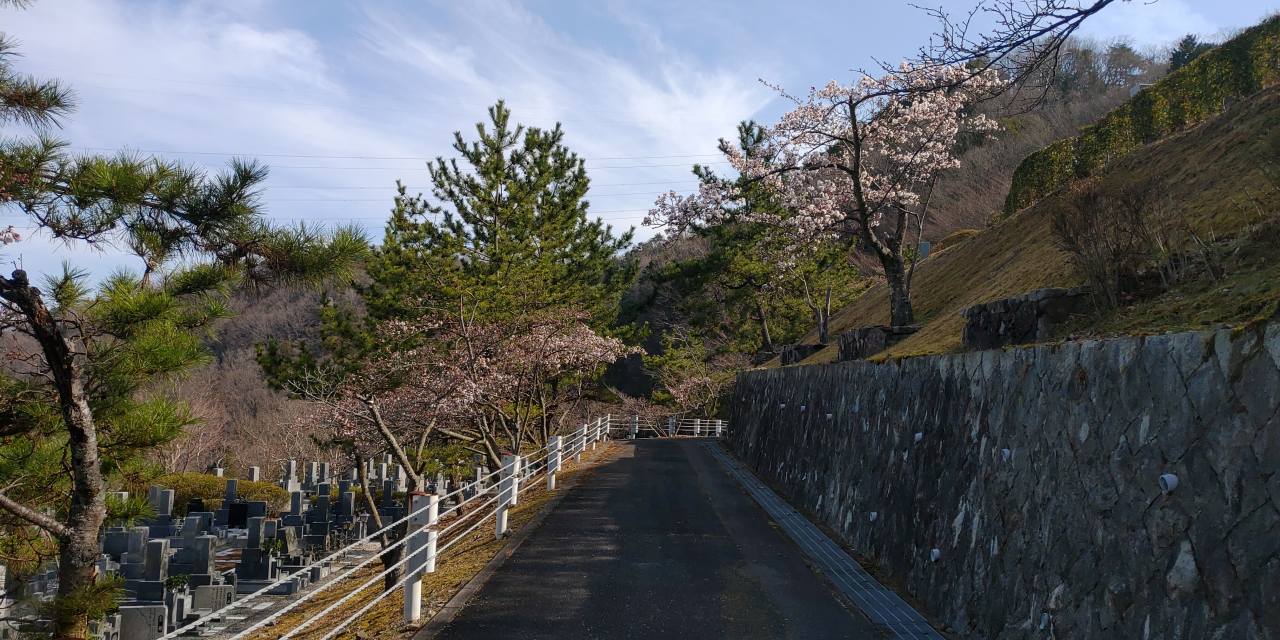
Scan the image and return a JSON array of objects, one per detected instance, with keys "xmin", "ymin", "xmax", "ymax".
[
  {"xmin": 1004, "ymin": 15, "xmax": 1280, "ymax": 216},
  {"xmin": 153, "ymin": 472, "xmax": 289, "ymax": 516}
]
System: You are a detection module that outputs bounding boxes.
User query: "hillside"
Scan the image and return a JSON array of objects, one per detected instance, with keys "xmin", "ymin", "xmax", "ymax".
[{"xmin": 781, "ymin": 82, "xmax": 1280, "ymax": 365}]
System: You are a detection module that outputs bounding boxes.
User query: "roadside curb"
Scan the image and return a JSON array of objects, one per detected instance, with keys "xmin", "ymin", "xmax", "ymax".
[{"xmin": 412, "ymin": 444, "xmax": 618, "ymax": 639}]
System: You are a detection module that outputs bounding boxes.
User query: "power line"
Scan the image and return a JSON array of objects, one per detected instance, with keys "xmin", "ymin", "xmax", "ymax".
[
  {"xmin": 254, "ymin": 162, "xmax": 727, "ymax": 170},
  {"xmin": 262, "ymin": 191, "xmax": 674, "ymax": 202},
  {"xmin": 69, "ymin": 146, "xmax": 724, "ymax": 162},
  {"xmin": 263, "ymin": 180, "xmax": 700, "ymax": 190}
]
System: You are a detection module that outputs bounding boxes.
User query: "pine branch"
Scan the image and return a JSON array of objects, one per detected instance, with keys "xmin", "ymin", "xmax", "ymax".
[{"xmin": 0, "ymin": 491, "xmax": 69, "ymax": 538}]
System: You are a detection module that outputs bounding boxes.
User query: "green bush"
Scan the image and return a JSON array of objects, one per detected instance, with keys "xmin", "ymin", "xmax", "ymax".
[
  {"xmin": 1004, "ymin": 15, "xmax": 1280, "ymax": 216},
  {"xmin": 153, "ymin": 472, "xmax": 289, "ymax": 516}
]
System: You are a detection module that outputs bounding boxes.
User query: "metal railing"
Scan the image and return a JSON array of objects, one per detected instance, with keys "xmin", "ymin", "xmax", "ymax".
[
  {"xmin": 603, "ymin": 414, "xmax": 730, "ymax": 440},
  {"xmin": 166, "ymin": 416, "xmax": 613, "ymax": 638}
]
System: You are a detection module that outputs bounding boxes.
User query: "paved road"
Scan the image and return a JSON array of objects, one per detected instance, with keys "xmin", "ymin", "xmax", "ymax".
[{"xmin": 431, "ymin": 439, "xmax": 882, "ymax": 639}]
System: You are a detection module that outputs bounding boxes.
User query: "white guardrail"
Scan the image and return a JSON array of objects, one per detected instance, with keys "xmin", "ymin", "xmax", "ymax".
[
  {"xmin": 165, "ymin": 414, "xmax": 726, "ymax": 638},
  {"xmin": 603, "ymin": 414, "xmax": 729, "ymax": 440}
]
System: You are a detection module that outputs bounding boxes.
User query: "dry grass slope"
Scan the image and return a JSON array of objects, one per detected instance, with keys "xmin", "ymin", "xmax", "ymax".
[{"xmin": 776, "ymin": 83, "xmax": 1280, "ymax": 366}]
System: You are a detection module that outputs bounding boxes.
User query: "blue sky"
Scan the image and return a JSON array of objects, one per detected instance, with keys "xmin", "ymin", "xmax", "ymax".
[{"xmin": 1, "ymin": 0, "xmax": 1276, "ymax": 282}]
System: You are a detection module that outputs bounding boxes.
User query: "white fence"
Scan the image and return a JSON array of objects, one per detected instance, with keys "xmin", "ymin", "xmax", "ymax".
[
  {"xmin": 604, "ymin": 414, "xmax": 729, "ymax": 440},
  {"xmin": 165, "ymin": 413, "xmax": 726, "ymax": 638},
  {"xmin": 165, "ymin": 417, "xmax": 603, "ymax": 638}
]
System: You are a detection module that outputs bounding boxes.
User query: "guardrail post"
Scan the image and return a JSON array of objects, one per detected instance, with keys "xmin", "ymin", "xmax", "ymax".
[
  {"xmin": 606, "ymin": 413, "xmax": 611, "ymax": 437},
  {"xmin": 403, "ymin": 493, "xmax": 435, "ymax": 623},
  {"xmin": 715, "ymin": 419, "xmax": 724, "ymax": 438},
  {"xmin": 630, "ymin": 415, "xmax": 638, "ymax": 440},
  {"xmin": 575, "ymin": 425, "xmax": 586, "ymax": 463},
  {"xmin": 667, "ymin": 416, "xmax": 675, "ymax": 437},
  {"xmin": 547, "ymin": 436, "xmax": 561, "ymax": 491},
  {"xmin": 496, "ymin": 454, "xmax": 518, "ymax": 538},
  {"xmin": 694, "ymin": 418, "xmax": 702, "ymax": 437}
]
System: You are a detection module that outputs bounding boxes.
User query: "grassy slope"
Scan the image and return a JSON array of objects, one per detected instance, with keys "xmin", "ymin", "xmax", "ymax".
[{"xmin": 778, "ymin": 83, "xmax": 1280, "ymax": 366}]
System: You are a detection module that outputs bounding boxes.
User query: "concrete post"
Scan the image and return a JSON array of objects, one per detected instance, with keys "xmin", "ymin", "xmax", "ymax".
[
  {"xmin": 605, "ymin": 413, "xmax": 611, "ymax": 437},
  {"xmin": 424, "ymin": 495, "xmax": 439, "ymax": 574},
  {"xmin": 694, "ymin": 418, "xmax": 702, "ymax": 437},
  {"xmin": 715, "ymin": 419, "xmax": 724, "ymax": 437},
  {"xmin": 575, "ymin": 426, "xmax": 585, "ymax": 463},
  {"xmin": 630, "ymin": 415, "xmax": 638, "ymax": 440},
  {"xmin": 510, "ymin": 455, "xmax": 522, "ymax": 507},
  {"xmin": 547, "ymin": 436, "xmax": 561, "ymax": 491},
  {"xmin": 403, "ymin": 493, "xmax": 434, "ymax": 623},
  {"xmin": 496, "ymin": 454, "xmax": 519, "ymax": 539}
]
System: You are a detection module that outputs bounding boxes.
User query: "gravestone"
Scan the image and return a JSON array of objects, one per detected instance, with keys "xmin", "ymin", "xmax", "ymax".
[
  {"xmin": 146, "ymin": 488, "xmax": 176, "ymax": 537},
  {"xmin": 119, "ymin": 605, "xmax": 167, "ymax": 640},
  {"xmin": 119, "ymin": 526, "xmax": 149, "ymax": 579},
  {"xmin": 236, "ymin": 517, "xmax": 277, "ymax": 582},
  {"xmin": 227, "ymin": 503, "xmax": 249, "ymax": 529},
  {"xmin": 192, "ymin": 584, "xmax": 235, "ymax": 612},
  {"xmin": 247, "ymin": 466, "xmax": 261, "ymax": 482},
  {"xmin": 143, "ymin": 539, "xmax": 168, "ymax": 581}
]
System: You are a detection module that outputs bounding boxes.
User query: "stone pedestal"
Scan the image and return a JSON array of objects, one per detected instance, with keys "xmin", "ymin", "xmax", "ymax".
[
  {"xmin": 961, "ymin": 287, "xmax": 1090, "ymax": 350},
  {"xmin": 780, "ymin": 343, "xmax": 825, "ymax": 365},
  {"xmin": 835, "ymin": 325, "xmax": 920, "ymax": 361}
]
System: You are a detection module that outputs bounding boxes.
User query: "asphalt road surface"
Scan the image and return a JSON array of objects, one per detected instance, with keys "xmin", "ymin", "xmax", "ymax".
[{"xmin": 431, "ymin": 439, "xmax": 882, "ymax": 639}]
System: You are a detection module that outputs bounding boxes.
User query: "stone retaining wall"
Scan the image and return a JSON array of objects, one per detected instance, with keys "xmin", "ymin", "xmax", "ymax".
[{"xmin": 729, "ymin": 321, "xmax": 1280, "ymax": 639}]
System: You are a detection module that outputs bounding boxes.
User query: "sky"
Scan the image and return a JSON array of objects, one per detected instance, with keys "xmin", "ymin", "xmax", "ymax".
[{"xmin": 1, "ymin": 0, "xmax": 1276, "ymax": 283}]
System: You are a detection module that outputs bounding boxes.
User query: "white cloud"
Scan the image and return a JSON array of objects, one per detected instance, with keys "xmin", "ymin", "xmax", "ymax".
[
  {"xmin": 1078, "ymin": 0, "xmax": 1215, "ymax": 47},
  {"xmin": 1, "ymin": 0, "xmax": 773, "ymax": 283}
]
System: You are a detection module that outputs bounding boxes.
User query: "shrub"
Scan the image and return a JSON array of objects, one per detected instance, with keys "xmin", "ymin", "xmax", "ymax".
[
  {"xmin": 1051, "ymin": 179, "xmax": 1216, "ymax": 309},
  {"xmin": 1005, "ymin": 15, "xmax": 1280, "ymax": 216},
  {"xmin": 152, "ymin": 472, "xmax": 289, "ymax": 516}
]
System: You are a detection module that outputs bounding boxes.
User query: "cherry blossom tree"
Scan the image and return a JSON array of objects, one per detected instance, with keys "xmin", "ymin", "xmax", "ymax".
[{"xmin": 649, "ymin": 63, "xmax": 1005, "ymax": 327}]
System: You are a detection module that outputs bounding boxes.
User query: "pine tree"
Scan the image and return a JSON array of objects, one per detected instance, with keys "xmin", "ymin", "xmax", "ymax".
[
  {"xmin": 1170, "ymin": 34, "xmax": 1215, "ymax": 71},
  {"xmin": 0, "ymin": 22, "xmax": 365, "ymax": 636},
  {"xmin": 365, "ymin": 100, "xmax": 634, "ymax": 326}
]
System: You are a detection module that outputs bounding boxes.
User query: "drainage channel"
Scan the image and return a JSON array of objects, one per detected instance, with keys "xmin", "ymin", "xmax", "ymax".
[{"xmin": 704, "ymin": 443, "xmax": 944, "ymax": 640}]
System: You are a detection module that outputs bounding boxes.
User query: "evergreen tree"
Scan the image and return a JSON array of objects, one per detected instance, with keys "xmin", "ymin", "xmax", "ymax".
[
  {"xmin": 260, "ymin": 100, "xmax": 636, "ymax": 484},
  {"xmin": 1170, "ymin": 34, "xmax": 1215, "ymax": 71},
  {"xmin": 364, "ymin": 101, "xmax": 634, "ymax": 326},
  {"xmin": 0, "ymin": 24, "xmax": 365, "ymax": 636}
]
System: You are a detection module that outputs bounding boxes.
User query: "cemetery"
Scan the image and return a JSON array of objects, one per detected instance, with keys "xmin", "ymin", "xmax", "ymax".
[{"xmin": 0, "ymin": 455, "xmax": 484, "ymax": 639}]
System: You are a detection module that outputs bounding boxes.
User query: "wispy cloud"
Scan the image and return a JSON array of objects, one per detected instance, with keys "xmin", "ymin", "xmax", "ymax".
[{"xmin": 1, "ymin": 0, "xmax": 1275, "ymax": 283}]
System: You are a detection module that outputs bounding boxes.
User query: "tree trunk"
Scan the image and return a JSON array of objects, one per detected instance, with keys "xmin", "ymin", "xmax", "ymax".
[
  {"xmin": 355, "ymin": 451, "xmax": 401, "ymax": 592},
  {"xmin": 0, "ymin": 271, "xmax": 107, "ymax": 639},
  {"xmin": 882, "ymin": 256, "xmax": 915, "ymax": 327},
  {"xmin": 818, "ymin": 286, "xmax": 832, "ymax": 344},
  {"xmin": 754, "ymin": 300, "xmax": 775, "ymax": 353}
]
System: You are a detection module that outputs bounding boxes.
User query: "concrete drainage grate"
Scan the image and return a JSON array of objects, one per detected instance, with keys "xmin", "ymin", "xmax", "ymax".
[{"xmin": 705, "ymin": 443, "xmax": 943, "ymax": 640}]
